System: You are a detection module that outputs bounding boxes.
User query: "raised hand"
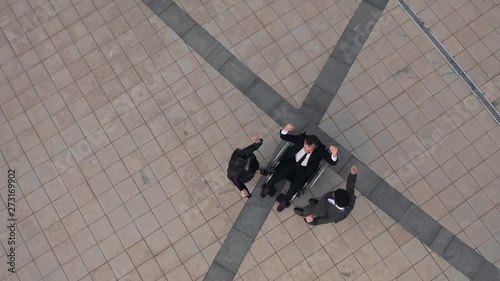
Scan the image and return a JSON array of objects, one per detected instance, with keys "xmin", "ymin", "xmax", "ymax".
[
  {"xmin": 251, "ymin": 135, "xmax": 260, "ymax": 143},
  {"xmin": 351, "ymin": 166, "xmax": 358, "ymax": 175},
  {"xmin": 329, "ymin": 145, "xmax": 338, "ymax": 157},
  {"xmin": 284, "ymin": 123, "xmax": 295, "ymax": 131}
]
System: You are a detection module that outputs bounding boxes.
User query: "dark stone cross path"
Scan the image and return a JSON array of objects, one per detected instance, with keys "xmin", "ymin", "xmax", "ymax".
[{"xmin": 142, "ymin": 0, "xmax": 500, "ymax": 280}]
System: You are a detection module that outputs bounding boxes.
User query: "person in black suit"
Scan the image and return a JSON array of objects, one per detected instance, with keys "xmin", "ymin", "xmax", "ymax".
[
  {"xmin": 294, "ymin": 166, "xmax": 357, "ymax": 225},
  {"xmin": 261, "ymin": 123, "xmax": 339, "ymax": 212},
  {"xmin": 227, "ymin": 136, "xmax": 267, "ymax": 198}
]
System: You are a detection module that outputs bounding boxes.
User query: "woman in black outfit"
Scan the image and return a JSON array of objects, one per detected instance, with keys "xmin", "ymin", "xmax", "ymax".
[{"xmin": 227, "ymin": 136, "xmax": 267, "ymax": 198}]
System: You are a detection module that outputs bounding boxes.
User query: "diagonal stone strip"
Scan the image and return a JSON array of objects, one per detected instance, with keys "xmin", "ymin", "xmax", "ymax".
[
  {"xmin": 300, "ymin": 1, "xmax": 383, "ymax": 123},
  {"xmin": 142, "ymin": 1, "xmax": 500, "ymax": 280}
]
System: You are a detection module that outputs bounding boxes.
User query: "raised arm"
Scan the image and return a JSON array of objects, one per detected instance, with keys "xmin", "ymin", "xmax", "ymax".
[
  {"xmin": 239, "ymin": 136, "xmax": 263, "ymax": 155},
  {"xmin": 346, "ymin": 166, "xmax": 357, "ymax": 195},
  {"xmin": 321, "ymin": 145, "xmax": 338, "ymax": 165},
  {"xmin": 280, "ymin": 123, "xmax": 300, "ymax": 143}
]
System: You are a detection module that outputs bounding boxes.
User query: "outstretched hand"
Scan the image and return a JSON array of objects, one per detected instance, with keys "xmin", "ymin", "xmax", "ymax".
[
  {"xmin": 251, "ymin": 135, "xmax": 260, "ymax": 143},
  {"xmin": 284, "ymin": 123, "xmax": 295, "ymax": 131},
  {"xmin": 329, "ymin": 145, "xmax": 338, "ymax": 157}
]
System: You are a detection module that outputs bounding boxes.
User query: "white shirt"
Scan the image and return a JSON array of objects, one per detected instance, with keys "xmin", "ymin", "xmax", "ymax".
[
  {"xmin": 328, "ymin": 198, "xmax": 346, "ymax": 211},
  {"xmin": 281, "ymin": 129, "xmax": 338, "ymax": 165}
]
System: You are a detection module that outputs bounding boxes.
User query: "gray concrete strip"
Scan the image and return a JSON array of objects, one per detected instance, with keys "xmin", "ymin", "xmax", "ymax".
[
  {"xmin": 232, "ymin": 197, "xmax": 273, "ymax": 239},
  {"xmin": 219, "ymin": 57, "xmax": 257, "ymax": 93},
  {"xmin": 159, "ymin": 5, "xmax": 196, "ymax": 37},
  {"xmin": 245, "ymin": 78, "xmax": 285, "ymax": 113},
  {"xmin": 442, "ymin": 237, "xmax": 487, "ymax": 280},
  {"xmin": 346, "ymin": 2, "xmax": 382, "ymax": 38},
  {"xmin": 364, "ymin": 0, "xmax": 390, "ymax": 10},
  {"xmin": 203, "ymin": 263, "xmax": 235, "ymax": 280},
  {"xmin": 313, "ymin": 56, "xmax": 350, "ymax": 94},
  {"xmin": 268, "ymin": 101, "xmax": 310, "ymax": 131},
  {"xmin": 205, "ymin": 44, "xmax": 233, "ymax": 70},
  {"xmin": 143, "ymin": 0, "xmax": 174, "ymax": 14},
  {"xmin": 474, "ymin": 262, "xmax": 500, "ymax": 281},
  {"xmin": 300, "ymin": 0, "xmax": 384, "ymax": 124},
  {"xmin": 430, "ymin": 227, "xmax": 454, "ymax": 255},
  {"xmin": 142, "ymin": 1, "xmax": 500, "ymax": 280},
  {"xmin": 183, "ymin": 25, "xmax": 219, "ymax": 59},
  {"xmin": 212, "ymin": 228, "xmax": 254, "ymax": 274},
  {"xmin": 330, "ymin": 28, "xmax": 367, "ymax": 66},
  {"xmin": 368, "ymin": 180, "xmax": 412, "ymax": 221},
  {"xmin": 398, "ymin": 205, "xmax": 442, "ymax": 246}
]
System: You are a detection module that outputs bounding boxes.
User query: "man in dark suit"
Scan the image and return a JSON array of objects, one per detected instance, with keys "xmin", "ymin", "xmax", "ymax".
[
  {"xmin": 261, "ymin": 123, "xmax": 339, "ymax": 212},
  {"xmin": 294, "ymin": 166, "xmax": 357, "ymax": 225},
  {"xmin": 227, "ymin": 136, "xmax": 267, "ymax": 198}
]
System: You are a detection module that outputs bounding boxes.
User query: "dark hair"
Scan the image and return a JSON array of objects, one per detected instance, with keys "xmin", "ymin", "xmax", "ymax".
[
  {"xmin": 334, "ymin": 189, "xmax": 349, "ymax": 208},
  {"xmin": 304, "ymin": 135, "xmax": 319, "ymax": 147}
]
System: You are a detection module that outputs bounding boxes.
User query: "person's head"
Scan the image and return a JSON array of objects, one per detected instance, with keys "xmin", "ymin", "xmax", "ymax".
[
  {"xmin": 303, "ymin": 135, "xmax": 319, "ymax": 153},
  {"xmin": 334, "ymin": 189, "xmax": 349, "ymax": 208}
]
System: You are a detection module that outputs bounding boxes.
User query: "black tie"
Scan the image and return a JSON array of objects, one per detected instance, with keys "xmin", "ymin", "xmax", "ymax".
[{"xmin": 297, "ymin": 153, "xmax": 307, "ymax": 166}]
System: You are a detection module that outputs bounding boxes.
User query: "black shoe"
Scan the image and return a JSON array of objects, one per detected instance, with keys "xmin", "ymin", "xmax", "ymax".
[
  {"xmin": 294, "ymin": 208, "xmax": 304, "ymax": 216},
  {"xmin": 277, "ymin": 201, "xmax": 287, "ymax": 212},
  {"xmin": 309, "ymin": 199, "xmax": 318, "ymax": 205},
  {"xmin": 261, "ymin": 184, "xmax": 270, "ymax": 198}
]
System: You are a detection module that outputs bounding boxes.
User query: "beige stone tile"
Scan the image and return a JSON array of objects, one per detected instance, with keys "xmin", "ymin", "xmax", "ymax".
[
  {"xmin": 452, "ymin": 201, "xmax": 478, "ymax": 229},
  {"xmin": 52, "ymin": 191, "xmax": 77, "ymax": 218},
  {"xmin": 244, "ymin": 235, "xmax": 272, "ymax": 266},
  {"xmin": 483, "ymin": 177, "xmax": 500, "ymax": 205},
  {"xmin": 420, "ymin": 195, "xmax": 448, "ymax": 220},
  {"xmin": 108, "ymin": 251, "xmax": 134, "ymax": 279},
  {"xmin": 70, "ymin": 227, "xmax": 96, "ymax": 255},
  {"xmin": 137, "ymin": 259, "xmax": 165, "ymax": 280},
  {"xmin": 134, "ymin": 211, "xmax": 160, "ymax": 237},
  {"xmin": 478, "ymin": 237, "xmax": 500, "ymax": 264},
  {"xmin": 370, "ymin": 129, "xmax": 397, "ymax": 157},
  {"xmin": 34, "ymin": 250, "xmax": 61, "ymax": 277},
  {"xmin": 325, "ymin": 234, "xmax": 352, "ymax": 264},
  {"xmin": 86, "ymin": 216, "xmax": 113, "ymax": 245},
  {"xmin": 317, "ymin": 266, "xmax": 344, "ymax": 281},
  {"xmin": 98, "ymin": 232, "xmax": 126, "ymax": 262},
  {"xmin": 438, "ymin": 183, "xmax": 465, "ymax": 211},
  {"xmin": 303, "ymin": 248, "xmax": 333, "ymax": 277},
  {"xmin": 287, "ymin": 259, "xmax": 317, "ymax": 281},
  {"xmin": 464, "ymin": 219, "xmax": 492, "ymax": 247},
  {"xmin": 441, "ymin": 156, "xmax": 467, "ymax": 182},
  {"xmin": 173, "ymin": 234, "xmax": 200, "ymax": 263},
  {"xmin": 16, "ymin": 261, "xmax": 42, "ymax": 281},
  {"xmin": 364, "ymin": 260, "xmax": 394, "ymax": 281},
  {"xmin": 335, "ymin": 254, "xmax": 363, "ymax": 281},
  {"xmin": 470, "ymin": 161, "xmax": 496, "ymax": 188},
  {"xmin": 127, "ymin": 241, "xmax": 152, "ymax": 266},
  {"xmin": 439, "ymin": 213, "xmax": 461, "ymax": 237},
  {"xmin": 352, "ymin": 242, "xmax": 381, "ymax": 271}
]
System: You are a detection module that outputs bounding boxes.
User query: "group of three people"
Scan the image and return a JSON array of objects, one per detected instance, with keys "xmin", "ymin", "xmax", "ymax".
[{"xmin": 227, "ymin": 123, "xmax": 357, "ymax": 225}]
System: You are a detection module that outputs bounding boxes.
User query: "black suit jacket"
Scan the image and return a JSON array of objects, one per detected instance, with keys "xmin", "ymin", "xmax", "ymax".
[
  {"xmin": 227, "ymin": 139, "xmax": 263, "ymax": 191},
  {"xmin": 308, "ymin": 173, "xmax": 357, "ymax": 225},
  {"xmin": 280, "ymin": 132, "xmax": 337, "ymax": 177}
]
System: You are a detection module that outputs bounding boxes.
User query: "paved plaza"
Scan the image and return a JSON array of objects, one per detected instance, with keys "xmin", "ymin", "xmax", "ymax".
[{"xmin": 0, "ymin": 0, "xmax": 499, "ymax": 280}]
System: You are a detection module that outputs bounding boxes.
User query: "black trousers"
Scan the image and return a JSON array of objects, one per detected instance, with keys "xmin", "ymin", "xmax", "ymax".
[{"xmin": 267, "ymin": 160, "xmax": 308, "ymax": 201}]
